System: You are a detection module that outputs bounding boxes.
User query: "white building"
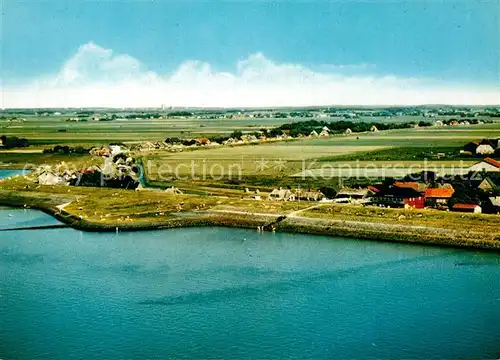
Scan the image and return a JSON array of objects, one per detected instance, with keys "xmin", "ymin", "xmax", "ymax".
[
  {"xmin": 468, "ymin": 158, "xmax": 500, "ymax": 172},
  {"xmin": 476, "ymin": 144, "xmax": 495, "ymax": 155}
]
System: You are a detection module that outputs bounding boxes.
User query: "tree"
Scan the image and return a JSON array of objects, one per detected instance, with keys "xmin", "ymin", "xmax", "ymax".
[{"xmin": 230, "ymin": 130, "xmax": 243, "ymax": 140}]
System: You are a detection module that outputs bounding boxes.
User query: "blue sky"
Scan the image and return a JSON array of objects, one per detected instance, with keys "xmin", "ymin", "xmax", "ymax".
[{"xmin": 1, "ymin": 0, "xmax": 499, "ymax": 107}]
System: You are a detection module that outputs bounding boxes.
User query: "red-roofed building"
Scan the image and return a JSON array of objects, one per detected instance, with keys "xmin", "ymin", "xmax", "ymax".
[
  {"xmin": 468, "ymin": 157, "xmax": 500, "ymax": 173},
  {"xmin": 425, "ymin": 187, "xmax": 455, "ymax": 207},
  {"xmin": 368, "ymin": 185, "xmax": 382, "ymax": 193},
  {"xmin": 394, "ymin": 181, "xmax": 427, "ymax": 193},
  {"xmin": 485, "ymin": 157, "xmax": 500, "ymax": 168},
  {"xmin": 452, "ymin": 203, "xmax": 482, "ymax": 213},
  {"xmin": 370, "ymin": 186, "xmax": 425, "ymax": 209}
]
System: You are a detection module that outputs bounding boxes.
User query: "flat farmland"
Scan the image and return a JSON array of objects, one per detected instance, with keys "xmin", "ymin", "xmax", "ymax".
[
  {"xmin": 0, "ymin": 116, "xmax": 307, "ymax": 145},
  {"xmin": 144, "ymin": 123, "xmax": 500, "ymax": 181},
  {"xmin": 294, "ymin": 163, "xmax": 474, "ymax": 179},
  {"xmin": 281, "ymin": 124, "xmax": 500, "ymax": 148},
  {"xmin": 144, "ymin": 143, "xmax": 387, "ymax": 177},
  {"xmin": 2, "ymin": 115, "xmax": 498, "ymax": 147}
]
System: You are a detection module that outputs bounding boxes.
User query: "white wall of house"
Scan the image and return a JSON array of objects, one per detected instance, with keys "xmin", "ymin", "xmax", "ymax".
[
  {"xmin": 468, "ymin": 162, "xmax": 500, "ymax": 172},
  {"xmin": 476, "ymin": 145, "xmax": 495, "ymax": 155}
]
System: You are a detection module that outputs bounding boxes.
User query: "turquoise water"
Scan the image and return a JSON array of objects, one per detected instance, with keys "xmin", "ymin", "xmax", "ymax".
[
  {"xmin": 1, "ymin": 208, "xmax": 499, "ymax": 359},
  {"xmin": 1, "ymin": 170, "xmax": 499, "ymax": 359},
  {"xmin": 0, "ymin": 169, "xmax": 27, "ymax": 179}
]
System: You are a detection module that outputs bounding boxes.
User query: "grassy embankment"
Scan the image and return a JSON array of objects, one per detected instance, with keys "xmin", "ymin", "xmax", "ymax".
[
  {"xmin": 0, "ymin": 152, "xmax": 99, "ymax": 169},
  {"xmin": 1, "ymin": 119, "xmax": 500, "ymax": 249},
  {"xmin": 1, "ymin": 175, "xmax": 499, "ymax": 251}
]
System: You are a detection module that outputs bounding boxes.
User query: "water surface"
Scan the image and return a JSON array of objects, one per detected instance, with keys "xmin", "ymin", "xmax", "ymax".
[
  {"xmin": 1, "ymin": 207, "xmax": 499, "ymax": 359},
  {"xmin": 0, "ymin": 169, "xmax": 28, "ymax": 179}
]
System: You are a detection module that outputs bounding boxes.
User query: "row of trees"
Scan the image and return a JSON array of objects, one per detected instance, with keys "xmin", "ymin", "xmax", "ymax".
[
  {"xmin": 0, "ymin": 135, "xmax": 29, "ymax": 149},
  {"xmin": 267, "ymin": 119, "xmax": 433, "ymax": 138},
  {"xmin": 42, "ymin": 145, "xmax": 89, "ymax": 155},
  {"xmin": 164, "ymin": 119, "xmax": 437, "ymax": 145}
]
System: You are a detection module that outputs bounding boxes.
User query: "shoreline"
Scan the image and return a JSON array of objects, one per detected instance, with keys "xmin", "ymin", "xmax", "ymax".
[{"xmin": 1, "ymin": 194, "xmax": 499, "ymax": 252}]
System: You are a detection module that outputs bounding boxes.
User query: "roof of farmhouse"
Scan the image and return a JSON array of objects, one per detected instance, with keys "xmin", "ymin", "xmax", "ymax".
[
  {"xmin": 484, "ymin": 157, "xmax": 500, "ymax": 168},
  {"xmin": 424, "ymin": 188, "xmax": 455, "ymax": 199}
]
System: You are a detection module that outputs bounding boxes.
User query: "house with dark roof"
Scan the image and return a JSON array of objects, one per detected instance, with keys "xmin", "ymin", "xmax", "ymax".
[
  {"xmin": 489, "ymin": 197, "xmax": 500, "ymax": 213},
  {"xmin": 369, "ymin": 186, "xmax": 425, "ymax": 209},
  {"xmin": 334, "ymin": 188, "xmax": 373, "ymax": 204},
  {"xmin": 462, "ymin": 141, "xmax": 479, "ymax": 154},
  {"xmin": 268, "ymin": 188, "xmax": 295, "ymax": 201},
  {"xmin": 477, "ymin": 177, "xmax": 500, "ymax": 194},
  {"xmin": 295, "ymin": 189, "xmax": 325, "ymax": 201},
  {"xmin": 476, "ymin": 139, "xmax": 497, "ymax": 155}
]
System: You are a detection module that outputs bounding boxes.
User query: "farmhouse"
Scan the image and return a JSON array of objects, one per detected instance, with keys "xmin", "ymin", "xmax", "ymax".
[
  {"xmin": 295, "ymin": 189, "xmax": 325, "ymax": 201},
  {"xmin": 452, "ymin": 203, "xmax": 482, "ymax": 214},
  {"xmin": 268, "ymin": 188, "xmax": 295, "ymax": 201},
  {"xmin": 394, "ymin": 181, "xmax": 427, "ymax": 193},
  {"xmin": 195, "ymin": 138, "xmax": 211, "ymax": 146},
  {"xmin": 319, "ymin": 127, "xmax": 329, "ymax": 137},
  {"xmin": 344, "ymin": 128, "xmax": 352, "ymax": 135},
  {"xmin": 424, "ymin": 187, "xmax": 454, "ymax": 206},
  {"xmin": 489, "ymin": 197, "xmax": 500, "ymax": 213},
  {"xmin": 37, "ymin": 171, "xmax": 67, "ymax": 185},
  {"xmin": 370, "ymin": 186, "xmax": 425, "ymax": 209},
  {"xmin": 309, "ymin": 130, "xmax": 319, "ymax": 137},
  {"xmin": 468, "ymin": 157, "xmax": 500, "ymax": 172},
  {"xmin": 334, "ymin": 188, "xmax": 372, "ymax": 204},
  {"xmin": 370, "ymin": 125, "xmax": 379, "ymax": 132},
  {"xmin": 90, "ymin": 146, "xmax": 111, "ymax": 157},
  {"xmin": 476, "ymin": 139, "xmax": 496, "ymax": 155},
  {"xmin": 368, "ymin": 185, "xmax": 383, "ymax": 193},
  {"xmin": 477, "ymin": 177, "xmax": 500, "ymax": 193},
  {"xmin": 462, "ymin": 141, "xmax": 479, "ymax": 154}
]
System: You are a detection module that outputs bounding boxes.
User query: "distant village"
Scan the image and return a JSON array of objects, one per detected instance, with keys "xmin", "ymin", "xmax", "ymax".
[{"xmin": 2, "ymin": 105, "xmax": 500, "ymax": 122}]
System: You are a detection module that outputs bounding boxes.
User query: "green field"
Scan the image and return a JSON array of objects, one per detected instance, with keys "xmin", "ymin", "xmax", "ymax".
[
  {"xmin": 2, "ymin": 114, "xmax": 498, "ymax": 147},
  {"xmin": 2, "ymin": 114, "xmax": 500, "ymax": 193}
]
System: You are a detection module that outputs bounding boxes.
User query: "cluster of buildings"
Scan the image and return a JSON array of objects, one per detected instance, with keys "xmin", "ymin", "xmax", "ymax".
[
  {"xmin": 250, "ymin": 157, "xmax": 500, "ymax": 215},
  {"xmin": 35, "ymin": 145, "xmax": 140, "ymax": 189},
  {"xmin": 265, "ymin": 188, "xmax": 326, "ymax": 202},
  {"xmin": 129, "ymin": 126, "xmax": 373, "ymax": 153},
  {"xmin": 339, "ymin": 158, "xmax": 500, "ymax": 214}
]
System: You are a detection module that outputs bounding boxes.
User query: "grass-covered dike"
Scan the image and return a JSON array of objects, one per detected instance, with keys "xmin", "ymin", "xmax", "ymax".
[{"xmin": 1, "ymin": 176, "xmax": 499, "ymax": 252}]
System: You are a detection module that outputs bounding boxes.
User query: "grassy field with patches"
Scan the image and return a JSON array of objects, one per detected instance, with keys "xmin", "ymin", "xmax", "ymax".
[
  {"xmin": 2, "ymin": 115, "xmax": 500, "ymax": 190},
  {"xmin": 143, "ymin": 123, "xmax": 500, "ymax": 181},
  {"xmin": 2, "ymin": 114, "xmax": 498, "ymax": 147}
]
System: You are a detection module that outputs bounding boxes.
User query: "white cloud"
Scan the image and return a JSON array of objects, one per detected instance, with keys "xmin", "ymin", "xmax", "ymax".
[{"xmin": 1, "ymin": 42, "xmax": 499, "ymax": 108}]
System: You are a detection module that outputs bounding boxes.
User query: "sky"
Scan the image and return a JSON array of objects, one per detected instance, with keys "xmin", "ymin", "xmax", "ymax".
[{"xmin": 1, "ymin": 0, "xmax": 499, "ymax": 108}]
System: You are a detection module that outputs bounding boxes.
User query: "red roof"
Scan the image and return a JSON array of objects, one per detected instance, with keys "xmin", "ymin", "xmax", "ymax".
[
  {"xmin": 484, "ymin": 157, "xmax": 500, "ymax": 168},
  {"xmin": 394, "ymin": 181, "xmax": 419, "ymax": 191},
  {"xmin": 453, "ymin": 203, "xmax": 480, "ymax": 209},
  {"xmin": 368, "ymin": 185, "xmax": 381, "ymax": 193},
  {"xmin": 424, "ymin": 188, "xmax": 454, "ymax": 199},
  {"xmin": 394, "ymin": 181, "xmax": 427, "ymax": 192}
]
